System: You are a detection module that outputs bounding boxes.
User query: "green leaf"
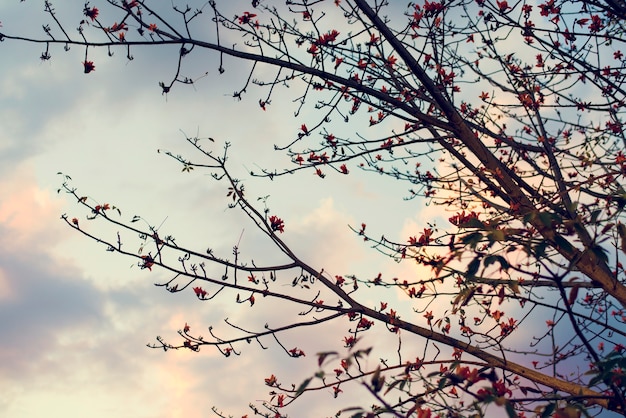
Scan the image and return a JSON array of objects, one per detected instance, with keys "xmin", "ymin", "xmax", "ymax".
[
  {"xmin": 504, "ymin": 400, "xmax": 517, "ymax": 418},
  {"xmin": 464, "ymin": 218, "xmax": 486, "ymax": 228},
  {"xmin": 533, "ymin": 241, "xmax": 548, "ymax": 257},
  {"xmin": 466, "ymin": 256, "xmax": 481, "ymax": 278},
  {"xmin": 540, "ymin": 403, "xmax": 556, "ymax": 418},
  {"xmin": 537, "ymin": 211, "xmax": 555, "ymax": 227},
  {"xmin": 617, "ymin": 223, "xmax": 626, "ymax": 255},
  {"xmin": 461, "ymin": 232, "xmax": 483, "ymax": 249},
  {"xmin": 316, "ymin": 351, "xmax": 338, "ymax": 367},
  {"xmin": 294, "ymin": 377, "xmax": 312, "ymax": 397},
  {"xmin": 384, "ymin": 377, "xmax": 407, "ymax": 395},
  {"xmin": 487, "ymin": 229, "xmax": 506, "ymax": 242},
  {"xmin": 554, "ymin": 235, "xmax": 573, "ymax": 253},
  {"xmin": 590, "ymin": 244, "xmax": 609, "ymax": 264},
  {"xmin": 590, "ymin": 209, "xmax": 602, "ymax": 224}
]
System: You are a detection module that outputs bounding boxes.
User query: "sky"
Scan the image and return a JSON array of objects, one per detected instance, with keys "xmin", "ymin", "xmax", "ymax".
[
  {"xmin": 1, "ymin": 2, "xmax": 623, "ymax": 418},
  {"xmin": 0, "ymin": 2, "xmax": 431, "ymax": 417}
]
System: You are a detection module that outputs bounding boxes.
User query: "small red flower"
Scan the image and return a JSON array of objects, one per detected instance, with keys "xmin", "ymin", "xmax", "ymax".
[
  {"xmin": 109, "ymin": 22, "xmax": 128, "ymax": 32},
  {"xmin": 357, "ymin": 317, "xmax": 374, "ymax": 329},
  {"xmin": 83, "ymin": 61, "xmax": 96, "ymax": 74},
  {"xmin": 148, "ymin": 23, "xmax": 158, "ymax": 32},
  {"xmin": 140, "ymin": 255, "xmax": 154, "ymax": 271},
  {"xmin": 238, "ymin": 12, "xmax": 257, "ymax": 24},
  {"xmin": 289, "ymin": 347, "xmax": 305, "ymax": 357},
  {"xmin": 367, "ymin": 33, "xmax": 380, "ymax": 45},
  {"xmin": 343, "ymin": 335, "xmax": 356, "ymax": 347},
  {"xmin": 193, "ymin": 286, "xmax": 207, "ymax": 298},
  {"xmin": 496, "ymin": 0, "xmax": 509, "ymax": 12},
  {"xmin": 83, "ymin": 7, "xmax": 99, "ymax": 21},
  {"xmin": 316, "ymin": 30, "xmax": 340, "ymax": 45},
  {"xmin": 268, "ymin": 215, "xmax": 285, "ymax": 233}
]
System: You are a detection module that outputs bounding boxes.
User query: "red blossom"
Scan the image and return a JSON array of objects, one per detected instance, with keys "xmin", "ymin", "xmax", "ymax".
[
  {"xmin": 83, "ymin": 61, "xmax": 96, "ymax": 74},
  {"xmin": 148, "ymin": 23, "xmax": 157, "ymax": 32},
  {"xmin": 83, "ymin": 7, "xmax": 99, "ymax": 21},
  {"xmin": 265, "ymin": 374, "xmax": 277, "ymax": 386},
  {"xmin": 140, "ymin": 255, "xmax": 154, "ymax": 271},
  {"xmin": 357, "ymin": 317, "xmax": 374, "ymax": 329},
  {"xmin": 193, "ymin": 286, "xmax": 208, "ymax": 298},
  {"xmin": 418, "ymin": 228, "xmax": 433, "ymax": 245},
  {"xmin": 238, "ymin": 12, "xmax": 257, "ymax": 24},
  {"xmin": 343, "ymin": 335, "xmax": 356, "ymax": 347},
  {"xmin": 288, "ymin": 347, "xmax": 305, "ymax": 357},
  {"xmin": 109, "ymin": 22, "xmax": 128, "ymax": 32},
  {"xmin": 366, "ymin": 33, "xmax": 380, "ymax": 45},
  {"xmin": 448, "ymin": 210, "xmax": 480, "ymax": 226},
  {"xmin": 417, "ymin": 408, "xmax": 432, "ymax": 418},
  {"xmin": 606, "ymin": 120, "xmax": 622, "ymax": 134},
  {"xmin": 268, "ymin": 215, "xmax": 285, "ymax": 233},
  {"xmin": 339, "ymin": 164, "xmax": 349, "ymax": 174},
  {"xmin": 316, "ymin": 30, "xmax": 340, "ymax": 45}
]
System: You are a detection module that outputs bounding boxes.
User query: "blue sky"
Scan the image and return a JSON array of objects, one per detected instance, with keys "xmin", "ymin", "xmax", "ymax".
[{"xmin": 0, "ymin": 2, "xmax": 433, "ymax": 417}]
